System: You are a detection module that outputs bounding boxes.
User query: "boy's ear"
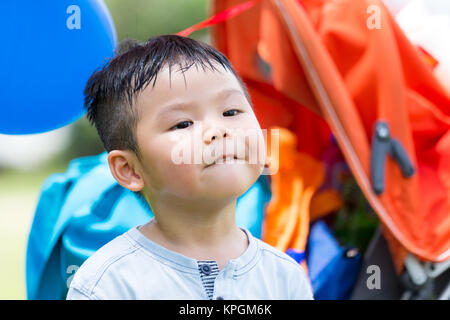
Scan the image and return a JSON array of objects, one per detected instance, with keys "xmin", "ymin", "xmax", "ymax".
[{"xmin": 107, "ymin": 150, "xmax": 145, "ymax": 192}]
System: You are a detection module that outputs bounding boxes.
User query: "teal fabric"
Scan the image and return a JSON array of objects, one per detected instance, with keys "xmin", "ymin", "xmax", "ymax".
[{"xmin": 26, "ymin": 152, "xmax": 271, "ymax": 299}]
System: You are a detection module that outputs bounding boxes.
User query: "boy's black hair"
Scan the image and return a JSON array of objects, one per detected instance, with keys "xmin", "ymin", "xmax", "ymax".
[{"xmin": 83, "ymin": 34, "xmax": 252, "ymax": 203}]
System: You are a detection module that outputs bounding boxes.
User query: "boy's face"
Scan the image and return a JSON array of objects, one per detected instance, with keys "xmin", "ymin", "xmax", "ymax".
[{"xmin": 133, "ymin": 62, "xmax": 266, "ymax": 202}]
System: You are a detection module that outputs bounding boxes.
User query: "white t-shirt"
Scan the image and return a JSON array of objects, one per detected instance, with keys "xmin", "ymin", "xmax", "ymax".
[{"xmin": 66, "ymin": 223, "xmax": 314, "ymax": 300}]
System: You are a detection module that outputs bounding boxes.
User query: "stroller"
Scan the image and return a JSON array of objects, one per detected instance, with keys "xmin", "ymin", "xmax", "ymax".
[{"xmin": 26, "ymin": 0, "xmax": 450, "ymax": 299}]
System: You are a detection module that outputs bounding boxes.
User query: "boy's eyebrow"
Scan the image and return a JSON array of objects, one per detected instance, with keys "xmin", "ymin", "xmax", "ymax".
[{"xmin": 156, "ymin": 88, "xmax": 243, "ymax": 119}]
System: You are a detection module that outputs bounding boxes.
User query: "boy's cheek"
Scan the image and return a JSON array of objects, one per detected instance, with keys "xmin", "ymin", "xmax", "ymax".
[{"xmin": 162, "ymin": 160, "xmax": 198, "ymax": 188}]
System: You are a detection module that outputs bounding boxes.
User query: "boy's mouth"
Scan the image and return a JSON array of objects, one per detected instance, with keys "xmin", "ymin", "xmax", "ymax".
[{"xmin": 204, "ymin": 154, "xmax": 240, "ymax": 168}]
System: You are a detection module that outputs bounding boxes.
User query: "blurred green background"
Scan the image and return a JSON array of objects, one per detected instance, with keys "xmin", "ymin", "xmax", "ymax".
[{"xmin": 0, "ymin": 0, "xmax": 210, "ymax": 300}]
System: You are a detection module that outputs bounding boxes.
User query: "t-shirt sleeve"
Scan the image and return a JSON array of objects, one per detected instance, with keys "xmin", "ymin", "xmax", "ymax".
[
  {"xmin": 290, "ymin": 264, "xmax": 314, "ymax": 300},
  {"xmin": 66, "ymin": 286, "xmax": 94, "ymax": 300}
]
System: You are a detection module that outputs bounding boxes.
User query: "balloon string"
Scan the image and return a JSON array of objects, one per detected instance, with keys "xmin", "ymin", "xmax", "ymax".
[{"xmin": 176, "ymin": 0, "xmax": 263, "ymax": 37}]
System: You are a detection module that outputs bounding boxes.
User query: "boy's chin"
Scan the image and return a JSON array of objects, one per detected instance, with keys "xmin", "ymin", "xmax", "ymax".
[{"xmin": 202, "ymin": 172, "xmax": 260, "ymax": 199}]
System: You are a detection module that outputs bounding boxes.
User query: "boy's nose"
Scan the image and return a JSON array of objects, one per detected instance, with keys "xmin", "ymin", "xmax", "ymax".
[{"xmin": 203, "ymin": 126, "xmax": 231, "ymax": 144}]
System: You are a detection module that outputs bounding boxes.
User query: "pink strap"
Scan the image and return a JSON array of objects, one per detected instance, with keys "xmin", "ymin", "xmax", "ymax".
[{"xmin": 176, "ymin": 0, "xmax": 263, "ymax": 37}]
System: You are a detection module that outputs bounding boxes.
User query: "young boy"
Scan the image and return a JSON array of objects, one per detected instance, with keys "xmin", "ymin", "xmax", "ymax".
[{"xmin": 66, "ymin": 35, "xmax": 314, "ymax": 300}]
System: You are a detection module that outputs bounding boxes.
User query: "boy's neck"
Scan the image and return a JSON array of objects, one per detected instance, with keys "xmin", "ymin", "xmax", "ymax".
[{"xmin": 138, "ymin": 198, "xmax": 249, "ymax": 270}]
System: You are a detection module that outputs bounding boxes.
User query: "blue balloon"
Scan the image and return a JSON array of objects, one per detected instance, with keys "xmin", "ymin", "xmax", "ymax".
[{"xmin": 0, "ymin": 0, "xmax": 117, "ymax": 134}]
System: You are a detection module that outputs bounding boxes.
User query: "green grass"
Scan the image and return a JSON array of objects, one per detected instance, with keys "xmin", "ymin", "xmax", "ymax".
[
  {"xmin": 332, "ymin": 176, "xmax": 379, "ymax": 254},
  {"xmin": 0, "ymin": 162, "xmax": 70, "ymax": 299},
  {"xmin": 0, "ymin": 163, "xmax": 68, "ymax": 194}
]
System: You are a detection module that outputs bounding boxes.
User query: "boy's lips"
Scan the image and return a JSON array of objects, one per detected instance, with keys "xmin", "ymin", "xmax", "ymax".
[{"xmin": 204, "ymin": 154, "xmax": 242, "ymax": 168}]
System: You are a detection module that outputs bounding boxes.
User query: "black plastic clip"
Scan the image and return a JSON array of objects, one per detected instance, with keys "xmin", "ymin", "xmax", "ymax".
[{"xmin": 370, "ymin": 121, "xmax": 415, "ymax": 195}]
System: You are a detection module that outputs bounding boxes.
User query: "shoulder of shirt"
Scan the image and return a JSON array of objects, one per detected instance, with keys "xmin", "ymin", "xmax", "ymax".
[
  {"xmin": 68, "ymin": 229, "xmax": 141, "ymax": 297},
  {"xmin": 252, "ymin": 238, "xmax": 313, "ymax": 299},
  {"xmin": 254, "ymin": 237, "xmax": 304, "ymax": 270}
]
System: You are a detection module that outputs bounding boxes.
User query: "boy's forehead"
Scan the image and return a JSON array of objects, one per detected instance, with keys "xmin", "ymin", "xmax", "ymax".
[{"xmin": 136, "ymin": 62, "xmax": 244, "ymax": 118}]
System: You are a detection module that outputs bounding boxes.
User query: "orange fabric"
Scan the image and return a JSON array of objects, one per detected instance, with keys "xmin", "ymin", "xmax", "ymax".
[
  {"xmin": 380, "ymin": 223, "xmax": 409, "ymax": 274},
  {"xmin": 210, "ymin": 0, "xmax": 450, "ymax": 263},
  {"xmin": 261, "ymin": 125, "xmax": 342, "ymax": 261},
  {"xmin": 245, "ymin": 78, "xmax": 332, "ymax": 158},
  {"xmin": 309, "ymin": 189, "xmax": 343, "ymax": 221},
  {"xmin": 261, "ymin": 127, "xmax": 324, "ymax": 254}
]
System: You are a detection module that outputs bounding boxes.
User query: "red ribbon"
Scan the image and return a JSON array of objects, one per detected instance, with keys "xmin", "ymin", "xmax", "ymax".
[{"xmin": 176, "ymin": 0, "xmax": 263, "ymax": 37}]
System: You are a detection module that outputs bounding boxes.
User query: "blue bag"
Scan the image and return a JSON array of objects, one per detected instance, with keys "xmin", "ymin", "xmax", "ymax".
[{"xmin": 306, "ymin": 220, "xmax": 362, "ymax": 300}]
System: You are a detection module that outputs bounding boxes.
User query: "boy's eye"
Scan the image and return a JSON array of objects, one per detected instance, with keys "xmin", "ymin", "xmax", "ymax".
[
  {"xmin": 223, "ymin": 109, "xmax": 242, "ymax": 117},
  {"xmin": 171, "ymin": 120, "xmax": 193, "ymax": 130},
  {"xmin": 170, "ymin": 109, "xmax": 242, "ymax": 130}
]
